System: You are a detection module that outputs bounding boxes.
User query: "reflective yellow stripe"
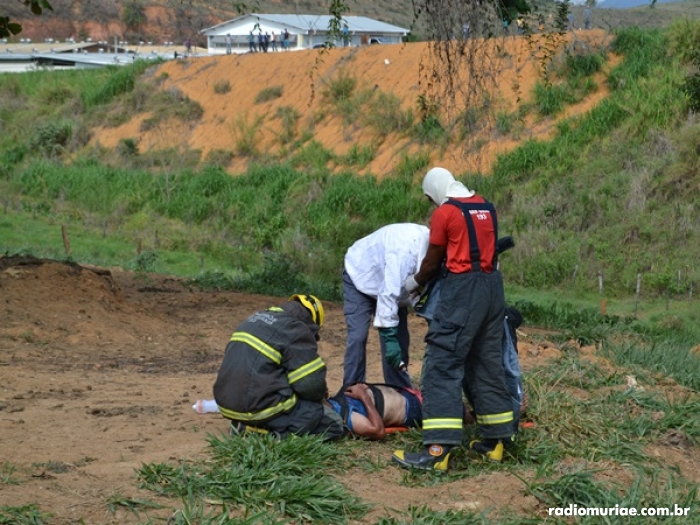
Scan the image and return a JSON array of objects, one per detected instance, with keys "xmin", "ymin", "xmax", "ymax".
[
  {"xmin": 230, "ymin": 332, "xmax": 282, "ymax": 364},
  {"xmin": 422, "ymin": 418, "xmax": 463, "ymax": 430},
  {"xmin": 476, "ymin": 411, "xmax": 514, "ymax": 425},
  {"xmin": 218, "ymin": 394, "xmax": 297, "ymax": 422},
  {"xmin": 288, "ymin": 357, "xmax": 325, "ymax": 384}
]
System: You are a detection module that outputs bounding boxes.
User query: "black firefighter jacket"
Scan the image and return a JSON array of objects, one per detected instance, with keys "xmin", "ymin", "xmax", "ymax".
[{"xmin": 213, "ymin": 303, "xmax": 327, "ymax": 423}]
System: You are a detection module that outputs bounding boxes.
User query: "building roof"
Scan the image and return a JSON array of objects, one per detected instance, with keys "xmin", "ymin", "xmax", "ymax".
[
  {"xmin": 201, "ymin": 13, "xmax": 409, "ymax": 35},
  {"xmin": 0, "ymin": 41, "xmax": 186, "ymax": 72}
]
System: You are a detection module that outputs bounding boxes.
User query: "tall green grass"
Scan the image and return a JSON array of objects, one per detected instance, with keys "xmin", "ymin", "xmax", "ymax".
[
  {"xmin": 2, "ymin": 157, "xmax": 431, "ymax": 299},
  {"xmin": 482, "ymin": 26, "xmax": 698, "ymax": 298},
  {"xmin": 2, "ymin": 27, "xmax": 700, "ymax": 306}
]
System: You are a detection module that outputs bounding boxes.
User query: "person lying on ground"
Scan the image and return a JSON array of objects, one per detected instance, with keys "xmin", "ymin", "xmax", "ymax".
[{"xmin": 325, "ymin": 383, "xmax": 423, "ymax": 440}]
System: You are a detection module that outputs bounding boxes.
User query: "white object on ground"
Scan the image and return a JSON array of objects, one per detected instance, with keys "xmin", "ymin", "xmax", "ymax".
[{"xmin": 193, "ymin": 399, "xmax": 220, "ymax": 413}]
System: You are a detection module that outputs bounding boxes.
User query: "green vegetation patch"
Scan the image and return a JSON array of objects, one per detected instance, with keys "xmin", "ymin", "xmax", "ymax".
[
  {"xmin": 137, "ymin": 433, "xmax": 369, "ymax": 524},
  {"xmin": 254, "ymin": 84, "xmax": 283, "ymax": 104},
  {"xmin": 0, "ymin": 504, "xmax": 51, "ymax": 525}
]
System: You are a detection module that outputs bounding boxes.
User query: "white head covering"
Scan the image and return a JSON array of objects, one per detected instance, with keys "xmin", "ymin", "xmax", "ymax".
[{"xmin": 422, "ymin": 167, "xmax": 475, "ymax": 205}]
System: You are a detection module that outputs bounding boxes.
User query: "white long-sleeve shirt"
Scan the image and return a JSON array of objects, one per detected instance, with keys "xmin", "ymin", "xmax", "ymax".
[{"xmin": 344, "ymin": 223, "xmax": 429, "ymax": 328}]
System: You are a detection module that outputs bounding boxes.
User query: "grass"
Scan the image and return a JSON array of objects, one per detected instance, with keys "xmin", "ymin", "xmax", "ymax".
[
  {"xmin": 137, "ymin": 433, "xmax": 369, "ymax": 523},
  {"xmin": 232, "ymin": 113, "xmax": 263, "ymax": 156},
  {"xmin": 105, "ymin": 492, "xmax": 165, "ymax": 518},
  {"xmin": 122, "ymin": 330, "xmax": 699, "ymax": 523},
  {"xmin": 5, "ymin": 31, "xmax": 692, "ymax": 309},
  {"xmin": 0, "ymin": 504, "xmax": 51, "ymax": 525},
  {"xmin": 0, "ymin": 206, "xmax": 248, "ymax": 278},
  {"xmin": 0, "ymin": 463, "xmax": 19, "ymax": 486}
]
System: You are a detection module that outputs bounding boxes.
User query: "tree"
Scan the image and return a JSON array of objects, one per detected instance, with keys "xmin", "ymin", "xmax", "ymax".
[
  {"xmin": 122, "ymin": 0, "xmax": 147, "ymax": 43},
  {"xmin": 0, "ymin": 0, "xmax": 52, "ymax": 38}
]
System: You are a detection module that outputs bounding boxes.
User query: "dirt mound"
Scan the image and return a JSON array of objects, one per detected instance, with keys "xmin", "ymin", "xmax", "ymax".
[{"xmin": 1, "ymin": 256, "xmax": 167, "ymax": 359}]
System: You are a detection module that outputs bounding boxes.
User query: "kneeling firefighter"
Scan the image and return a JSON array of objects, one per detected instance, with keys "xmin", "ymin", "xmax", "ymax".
[{"xmin": 213, "ymin": 294, "xmax": 343, "ymax": 440}]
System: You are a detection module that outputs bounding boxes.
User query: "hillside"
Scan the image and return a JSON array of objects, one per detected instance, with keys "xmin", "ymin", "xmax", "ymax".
[
  {"xmin": 6, "ymin": 0, "xmax": 700, "ymax": 44},
  {"xmin": 89, "ymin": 30, "xmax": 615, "ymax": 177}
]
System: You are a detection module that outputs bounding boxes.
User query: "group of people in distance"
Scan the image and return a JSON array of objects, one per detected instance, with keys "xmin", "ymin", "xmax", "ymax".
[
  {"xmin": 244, "ymin": 28, "xmax": 290, "ymax": 53},
  {"xmin": 211, "ymin": 166, "xmax": 526, "ymax": 471}
]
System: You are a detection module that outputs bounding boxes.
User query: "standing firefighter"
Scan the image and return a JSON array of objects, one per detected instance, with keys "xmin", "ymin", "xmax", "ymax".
[
  {"xmin": 392, "ymin": 167, "xmax": 514, "ymax": 471},
  {"xmin": 213, "ymin": 294, "xmax": 343, "ymax": 440}
]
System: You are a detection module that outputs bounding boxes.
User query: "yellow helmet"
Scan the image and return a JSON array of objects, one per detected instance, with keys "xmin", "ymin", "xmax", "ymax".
[{"xmin": 289, "ymin": 294, "xmax": 325, "ymax": 327}]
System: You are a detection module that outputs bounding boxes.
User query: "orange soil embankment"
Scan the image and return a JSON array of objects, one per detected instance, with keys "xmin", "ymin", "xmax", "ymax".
[{"xmin": 91, "ymin": 29, "xmax": 616, "ymax": 178}]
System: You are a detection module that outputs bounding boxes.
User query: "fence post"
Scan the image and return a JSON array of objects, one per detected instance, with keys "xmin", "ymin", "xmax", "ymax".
[
  {"xmin": 598, "ymin": 270, "xmax": 603, "ymax": 294},
  {"xmin": 634, "ymin": 273, "xmax": 641, "ymax": 318},
  {"xmin": 61, "ymin": 224, "xmax": 71, "ymax": 255}
]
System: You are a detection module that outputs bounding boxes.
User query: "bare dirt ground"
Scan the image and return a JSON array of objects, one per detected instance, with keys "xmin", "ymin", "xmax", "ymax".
[
  {"xmin": 0, "ymin": 255, "xmax": 558, "ymax": 523},
  {"xmin": 1, "ymin": 257, "xmax": 698, "ymax": 523}
]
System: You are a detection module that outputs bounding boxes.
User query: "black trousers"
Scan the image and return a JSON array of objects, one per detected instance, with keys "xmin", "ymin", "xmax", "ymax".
[
  {"xmin": 262, "ymin": 399, "xmax": 344, "ymax": 441},
  {"xmin": 421, "ymin": 270, "xmax": 514, "ymax": 444}
]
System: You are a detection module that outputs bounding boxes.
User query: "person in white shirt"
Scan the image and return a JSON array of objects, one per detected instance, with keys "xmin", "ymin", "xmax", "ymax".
[{"xmin": 342, "ymin": 223, "xmax": 429, "ymax": 389}]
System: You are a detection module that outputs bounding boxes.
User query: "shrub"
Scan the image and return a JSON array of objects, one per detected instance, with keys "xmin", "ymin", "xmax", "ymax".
[
  {"xmin": 203, "ymin": 148, "xmax": 234, "ymax": 167},
  {"xmin": 140, "ymin": 88, "xmax": 204, "ymax": 131},
  {"xmin": 682, "ymin": 73, "xmax": 700, "ymax": 112},
  {"xmin": 496, "ymin": 111, "xmax": 513, "ymax": 135},
  {"xmin": 275, "ymin": 105, "xmax": 300, "ymax": 145},
  {"xmin": 565, "ymin": 51, "xmax": 605, "ymax": 78},
  {"xmin": 117, "ymin": 138, "xmax": 139, "ymax": 158},
  {"xmin": 213, "ymin": 79, "xmax": 231, "ymax": 94},
  {"xmin": 233, "ymin": 113, "xmax": 263, "ymax": 157},
  {"xmin": 411, "ymin": 114, "xmax": 445, "ymax": 144},
  {"xmin": 254, "ymin": 85, "xmax": 283, "ymax": 104},
  {"xmin": 339, "ymin": 144, "xmax": 376, "ymax": 167},
  {"xmin": 30, "ymin": 121, "xmax": 73, "ymax": 156},
  {"xmin": 363, "ymin": 91, "xmax": 413, "ymax": 136},
  {"xmin": 322, "ymin": 70, "xmax": 356, "ymax": 102}
]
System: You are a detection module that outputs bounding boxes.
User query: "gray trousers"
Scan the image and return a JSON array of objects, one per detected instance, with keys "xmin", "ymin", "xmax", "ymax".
[{"xmin": 342, "ymin": 269, "xmax": 412, "ymax": 388}]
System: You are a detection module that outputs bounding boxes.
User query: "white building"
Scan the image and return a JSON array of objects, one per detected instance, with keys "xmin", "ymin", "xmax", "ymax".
[{"xmin": 200, "ymin": 14, "xmax": 409, "ymax": 55}]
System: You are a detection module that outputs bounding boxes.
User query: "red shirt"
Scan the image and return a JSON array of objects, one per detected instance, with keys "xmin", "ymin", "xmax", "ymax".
[{"xmin": 429, "ymin": 195, "xmax": 497, "ymax": 273}]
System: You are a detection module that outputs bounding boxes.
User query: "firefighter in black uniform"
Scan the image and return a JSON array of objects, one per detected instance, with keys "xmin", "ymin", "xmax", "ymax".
[
  {"xmin": 392, "ymin": 167, "xmax": 515, "ymax": 471},
  {"xmin": 213, "ymin": 294, "xmax": 343, "ymax": 440}
]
